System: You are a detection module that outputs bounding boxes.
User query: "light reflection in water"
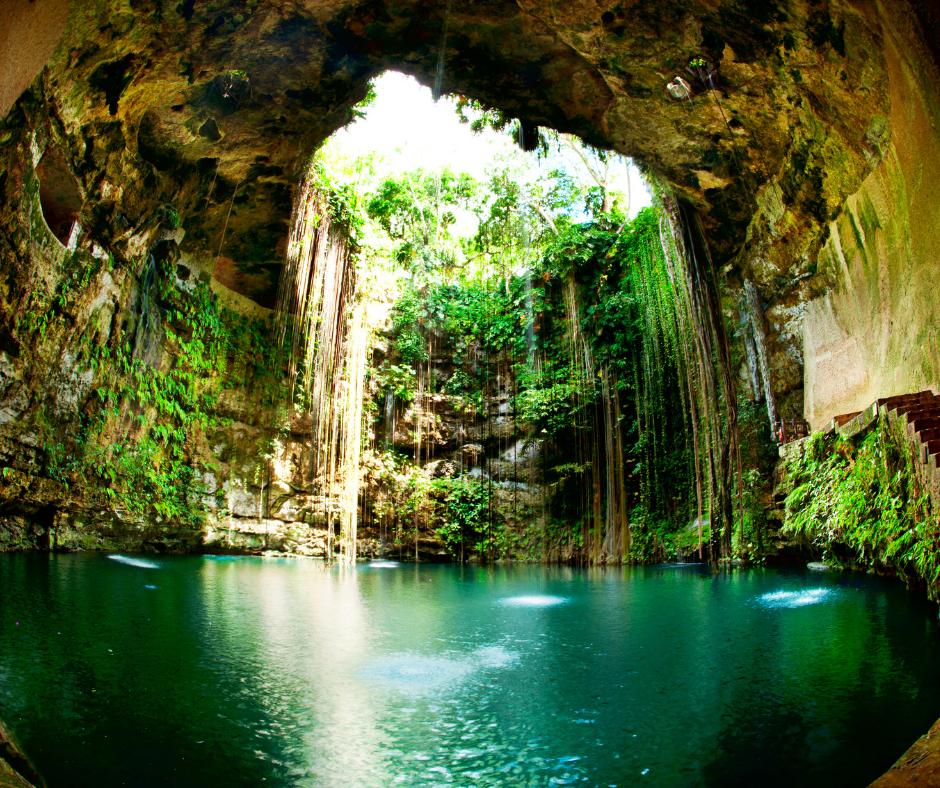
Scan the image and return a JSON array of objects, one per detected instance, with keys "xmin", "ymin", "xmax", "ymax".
[
  {"xmin": 498, "ymin": 595, "xmax": 568, "ymax": 607},
  {"xmin": 107, "ymin": 554, "xmax": 159, "ymax": 568},
  {"xmin": 758, "ymin": 588, "xmax": 835, "ymax": 608},
  {"xmin": 1, "ymin": 556, "xmax": 940, "ymax": 788}
]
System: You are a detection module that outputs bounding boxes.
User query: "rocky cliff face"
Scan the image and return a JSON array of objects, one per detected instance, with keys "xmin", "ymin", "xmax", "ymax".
[{"xmin": 0, "ymin": 0, "xmax": 938, "ymax": 554}]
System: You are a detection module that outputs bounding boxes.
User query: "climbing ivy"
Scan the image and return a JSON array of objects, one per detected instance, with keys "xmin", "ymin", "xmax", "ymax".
[
  {"xmin": 39, "ymin": 244, "xmax": 277, "ymax": 529},
  {"xmin": 783, "ymin": 419, "xmax": 940, "ymax": 595}
]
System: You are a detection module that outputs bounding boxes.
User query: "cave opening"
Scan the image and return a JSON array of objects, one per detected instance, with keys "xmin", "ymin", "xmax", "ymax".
[
  {"xmin": 35, "ymin": 146, "xmax": 82, "ymax": 245},
  {"xmin": 273, "ymin": 69, "xmax": 666, "ymax": 567},
  {"xmin": 2, "ymin": 2, "xmax": 940, "ymax": 786}
]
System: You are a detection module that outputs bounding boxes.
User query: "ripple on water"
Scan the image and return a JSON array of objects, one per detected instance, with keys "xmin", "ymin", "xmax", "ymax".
[
  {"xmin": 366, "ymin": 644, "xmax": 520, "ymax": 694},
  {"xmin": 108, "ymin": 555, "xmax": 159, "ymax": 569},
  {"xmin": 366, "ymin": 654, "xmax": 474, "ymax": 693},
  {"xmin": 473, "ymin": 645, "xmax": 520, "ymax": 668},
  {"xmin": 759, "ymin": 588, "xmax": 834, "ymax": 608},
  {"xmin": 498, "ymin": 595, "xmax": 568, "ymax": 607},
  {"xmin": 366, "ymin": 561, "xmax": 401, "ymax": 568}
]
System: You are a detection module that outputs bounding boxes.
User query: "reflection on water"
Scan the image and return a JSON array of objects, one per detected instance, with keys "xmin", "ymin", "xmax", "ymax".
[
  {"xmin": 759, "ymin": 588, "xmax": 835, "ymax": 608},
  {"xmin": 498, "ymin": 594, "xmax": 568, "ymax": 607},
  {"xmin": 365, "ymin": 645, "xmax": 522, "ymax": 696},
  {"xmin": 107, "ymin": 554, "xmax": 159, "ymax": 569},
  {"xmin": 1, "ymin": 556, "xmax": 940, "ymax": 788},
  {"xmin": 365, "ymin": 653, "xmax": 476, "ymax": 693}
]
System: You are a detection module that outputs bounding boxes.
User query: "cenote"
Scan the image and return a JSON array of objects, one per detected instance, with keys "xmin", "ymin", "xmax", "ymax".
[
  {"xmin": 4, "ymin": 2, "xmax": 940, "ymax": 786},
  {"xmin": 3, "ymin": 554, "xmax": 940, "ymax": 787}
]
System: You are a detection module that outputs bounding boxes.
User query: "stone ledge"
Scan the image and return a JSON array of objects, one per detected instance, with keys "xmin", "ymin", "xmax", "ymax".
[{"xmin": 869, "ymin": 717, "xmax": 940, "ymax": 787}]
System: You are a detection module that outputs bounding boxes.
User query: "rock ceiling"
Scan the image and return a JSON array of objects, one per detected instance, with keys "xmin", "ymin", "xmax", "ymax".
[{"xmin": 2, "ymin": 0, "xmax": 935, "ymax": 317}]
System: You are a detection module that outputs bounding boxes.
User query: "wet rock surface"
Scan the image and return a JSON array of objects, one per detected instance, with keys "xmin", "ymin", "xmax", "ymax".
[
  {"xmin": 869, "ymin": 717, "xmax": 940, "ymax": 788},
  {"xmin": 0, "ymin": 722, "xmax": 39, "ymax": 788},
  {"xmin": 0, "ymin": 2, "xmax": 936, "ymax": 553}
]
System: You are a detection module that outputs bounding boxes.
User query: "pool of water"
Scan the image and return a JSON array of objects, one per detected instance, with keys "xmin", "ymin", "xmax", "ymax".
[{"xmin": 1, "ymin": 554, "xmax": 940, "ymax": 787}]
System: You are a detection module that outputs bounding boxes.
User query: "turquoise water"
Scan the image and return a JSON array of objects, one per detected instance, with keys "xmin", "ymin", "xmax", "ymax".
[{"xmin": 1, "ymin": 554, "xmax": 940, "ymax": 787}]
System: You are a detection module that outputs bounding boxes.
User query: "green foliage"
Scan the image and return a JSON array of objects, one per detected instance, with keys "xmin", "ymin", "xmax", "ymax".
[
  {"xmin": 41, "ymin": 251, "xmax": 276, "ymax": 526},
  {"xmin": 366, "ymin": 169, "xmax": 475, "ymax": 271},
  {"xmin": 390, "ymin": 285, "xmax": 429, "ymax": 365},
  {"xmin": 380, "ymin": 364, "xmax": 418, "ymax": 402},
  {"xmin": 454, "ymin": 96, "xmax": 514, "ymax": 135},
  {"xmin": 443, "ymin": 369, "xmax": 472, "ymax": 396},
  {"xmin": 515, "ymin": 377, "xmax": 578, "ymax": 438},
  {"xmin": 783, "ymin": 420, "xmax": 940, "ymax": 590},
  {"xmin": 518, "ymin": 208, "xmax": 698, "ymax": 561},
  {"xmin": 345, "ymin": 80, "xmax": 377, "ymax": 124},
  {"xmin": 430, "ymin": 474, "xmax": 490, "ymax": 554}
]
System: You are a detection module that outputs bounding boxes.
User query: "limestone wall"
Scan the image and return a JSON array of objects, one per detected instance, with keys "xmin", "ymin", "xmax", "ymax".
[
  {"xmin": 803, "ymin": 4, "xmax": 940, "ymax": 429},
  {"xmin": 0, "ymin": 0, "xmax": 69, "ymax": 120}
]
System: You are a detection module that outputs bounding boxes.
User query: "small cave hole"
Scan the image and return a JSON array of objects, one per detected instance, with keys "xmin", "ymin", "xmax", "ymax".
[
  {"xmin": 178, "ymin": 0, "xmax": 196, "ymax": 21},
  {"xmin": 176, "ymin": 264, "xmax": 191, "ymax": 281},
  {"xmin": 36, "ymin": 147, "xmax": 82, "ymax": 244},
  {"xmin": 666, "ymin": 76, "xmax": 692, "ymax": 101},
  {"xmin": 198, "ymin": 117, "xmax": 222, "ymax": 142}
]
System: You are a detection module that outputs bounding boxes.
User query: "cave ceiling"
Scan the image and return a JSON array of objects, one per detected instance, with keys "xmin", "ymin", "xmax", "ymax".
[{"xmin": 1, "ymin": 0, "xmax": 918, "ymax": 309}]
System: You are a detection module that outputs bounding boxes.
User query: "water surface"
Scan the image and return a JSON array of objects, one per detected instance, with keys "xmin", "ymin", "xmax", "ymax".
[{"xmin": 1, "ymin": 554, "xmax": 939, "ymax": 787}]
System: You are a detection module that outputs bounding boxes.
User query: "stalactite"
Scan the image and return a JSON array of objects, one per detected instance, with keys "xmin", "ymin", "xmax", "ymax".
[
  {"xmin": 738, "ymin": 300, "xmax": 762, "ymax": 402},
  {"xmin": 744, "ymin": 278, "xmax": 778, "ymax": 437}
]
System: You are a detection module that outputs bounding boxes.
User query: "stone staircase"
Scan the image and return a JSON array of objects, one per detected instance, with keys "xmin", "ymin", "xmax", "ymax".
[{"xmin": 781, "ymin": 389, "xmax": 940, "ymax": 506}]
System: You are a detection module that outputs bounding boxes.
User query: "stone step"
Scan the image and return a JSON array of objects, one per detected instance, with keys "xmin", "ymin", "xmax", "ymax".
[
  {"xmin": 910, "ymin": 417, "xmax": 940, "ymax": 433},
  {"xmin": 918, "ymin": 428, "xmax": 940, "ymax": 443},
  {"xmin": 832, "ymin": 411, "xmax": 862, "ymax": 427},
  {"xmin": 897, "ymin": 402, "xmax": 940, "ymax": 418},
  {"xmin": 922, "ymin": 439, "xmax": 940, "ymax": 465},
  {"xmin": 879, "ymin": 390, "xmax": 937, "ymax": 416},
  {"xmin": 895, "ymin": 406, "xmax": 940, "ymax": 429},
  {"xmin": 879, "ymin": 391, "xmax": 928, "ymax": 408},
  {"xmin": 904, "ymin": 411, "xmax": 940, "ymax": 435}
]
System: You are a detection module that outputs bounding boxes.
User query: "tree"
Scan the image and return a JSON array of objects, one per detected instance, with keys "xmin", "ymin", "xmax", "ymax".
[{"xmin": 366, "ymin": 169, "xmax": 476, "ymax": 271}]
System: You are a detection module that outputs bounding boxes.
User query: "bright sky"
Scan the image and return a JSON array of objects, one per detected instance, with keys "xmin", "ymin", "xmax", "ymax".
[{"xmin": 326, "ymin": 71, "xmax": 653, "ymax": 217}]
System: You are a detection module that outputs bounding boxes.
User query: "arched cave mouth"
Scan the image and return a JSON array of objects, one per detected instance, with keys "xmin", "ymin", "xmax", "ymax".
[
  {"xmin": 205, "ymin": 69, "xmax": 654, "ymax": 311},
  {"xmin": 4, "ymin": 1, "xmax": 940, "ymax": 785},
  {"xmin": 157, "ymin": 0, "xmax": 825, "ymax": 314},
  {"xmin": 36, "ymin": 146, "xmax": 82, "ymax": 245}
]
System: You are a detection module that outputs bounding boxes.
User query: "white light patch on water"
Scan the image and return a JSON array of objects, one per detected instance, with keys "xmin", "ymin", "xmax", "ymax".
[
  {"xmin": 759, "ymin": 588, "xmax": 834, "ymax": 608},
  {"xmin": 473, "ymin": 645, "xmax": 519, "ymax": 669},
  {"xmin": 143, "ymin": 585, "xmax": 159, "ymax": 590},
  {"xmin": 366, "ymin": 644, "xmax": 520, "ymax": 695},
  {"xmin": 108, "ymin": 555, "xmax": 159, "ymax": 569},
  {"xmin": 366, "ymin": 654, "xmax": 474, "ymax": 694},
  {"xmin": 366, "ymin": 561, "xmax": 400, "ymax": 568},
  {"xmin": 499, "ymin": 595, "xmax": 568, "ymax": 608}
]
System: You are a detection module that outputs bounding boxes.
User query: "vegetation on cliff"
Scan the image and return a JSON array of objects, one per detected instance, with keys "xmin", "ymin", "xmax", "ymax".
[{"xmin": 783, "ymin": 419, "xmax": 940, "ymax": 598}]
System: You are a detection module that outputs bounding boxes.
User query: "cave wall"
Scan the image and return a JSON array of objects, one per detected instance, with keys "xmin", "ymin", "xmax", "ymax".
[
  {"xmin": 803, "ymin": 2, "xmax": 940, "ymax": 429},
  {"xmin": 0, "ymin": 0, "xmax": 937, "ymax": 550},
  {"xmin": 0, "ymin": 0, "xmax": 69, "ymax": 120}
]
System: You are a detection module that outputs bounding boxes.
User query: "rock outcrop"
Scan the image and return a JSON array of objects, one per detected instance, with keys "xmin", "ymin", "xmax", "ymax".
[{"xmin": 0, "ymin": 0, "xmax": 938, "ymax": 557}]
